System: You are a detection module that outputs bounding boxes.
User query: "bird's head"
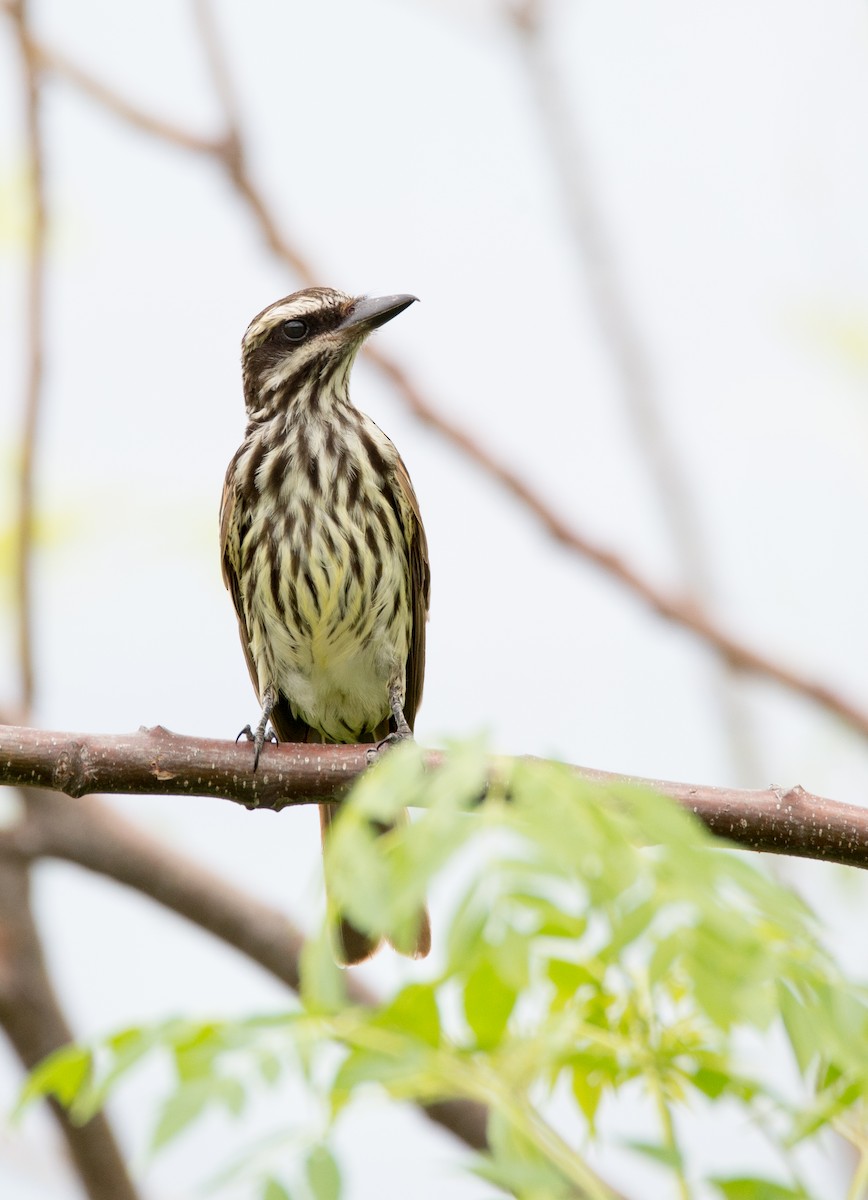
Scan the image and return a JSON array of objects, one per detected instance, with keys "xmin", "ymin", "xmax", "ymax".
[{"xmin": 240, "ymin": 286, "xmax": 418, "ymax": 419}]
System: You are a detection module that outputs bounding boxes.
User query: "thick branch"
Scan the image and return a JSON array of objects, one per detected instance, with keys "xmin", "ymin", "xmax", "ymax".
[
  {"xmin": 1, "ymin": 724, "xmax": 867, "ymax": 870},
  {"xmin": 0, "ymin": 853, "xmax": 140, "ymax": 1200}
]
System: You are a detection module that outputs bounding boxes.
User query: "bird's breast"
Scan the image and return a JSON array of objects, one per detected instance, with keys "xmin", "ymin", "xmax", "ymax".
[{"xmin": 241, "ymin": 455, "xmax": 412, "ymax": 738}]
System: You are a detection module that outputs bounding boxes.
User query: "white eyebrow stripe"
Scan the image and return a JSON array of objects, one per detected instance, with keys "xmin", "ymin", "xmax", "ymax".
[{"xmin": 243, "ymin": 290, "xmax": 353, "ymax": 348}]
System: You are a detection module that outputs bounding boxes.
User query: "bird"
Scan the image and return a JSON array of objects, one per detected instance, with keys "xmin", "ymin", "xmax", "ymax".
[{"xmin": 219, "ymin": 287, "xmax": 431, "ymax": 965}]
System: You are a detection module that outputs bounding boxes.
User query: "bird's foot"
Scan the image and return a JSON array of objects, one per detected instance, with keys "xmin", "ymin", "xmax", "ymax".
[
  {"xmin": 236, "ymin": 718, "xmax": 277, "ymax": 771},
  {"xmin": 237, "ymin": 686, "xmax": 277, "ymax": 771},
  {"xmin": 366, "ymin": 727, "xmax": 414, "ymax": 765}
]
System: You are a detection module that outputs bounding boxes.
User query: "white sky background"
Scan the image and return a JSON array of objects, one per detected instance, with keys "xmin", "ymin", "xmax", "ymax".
[{"xmin": 2, "ymin": 0, "xmax": 868, "ymax": 1196}]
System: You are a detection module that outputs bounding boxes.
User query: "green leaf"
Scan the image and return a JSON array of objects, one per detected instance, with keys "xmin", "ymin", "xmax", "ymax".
[
  {"xmin": 262, "ymin": 1178, "xmax": 293, "ymax": 1200},
  {"xmin": 173, "ymin": 1021, "xmax": 226, "ymax": 1082},
  {"xmin": 300, "ymin": 931, "xmax": 347, "ymax": 1015},
  {"xmin": 488, "ymin": 926, "xmax": 531, "ymax": 992},
  {"xmin": 709, "ymin": 1178, "xmax": 810, "ymax": 1200},
  {"xmin": 305, "ymin": 1145, "xmax": 341, "ymax": 1200},
  {"xmin": 812, "ymin": 977, "xmax": 868, "ymax": 1067},
  {"xmin": 150, "ymin": 1075, "xmax": 245, "ymax": 1152},
  {"xmin": 570, "ymin": 1061, "xmax": 605, "ymax": 1129},
  {"xmin": 151, "ymin": 1080, "xmax": 212, "ymax": 1152},
  {"xmin": 374, "ymin": 984, "xmax": 440, "ymax": 1048},
  {"xmin": 72, "ymin": 1026, "xmax": 161, "ymax": 1122},
  {"xmin": 445, "ymin": 890, "xmax": 490, "ymax": 972},
  {"xmin": 623, "ymin": 1139, "xmax": 683, "ymax": 1170},
  {"xmin": 256, "ymin": 1048, "xmax": 283, "ymax": 1086},
  {"xmin": 690, "ymin": 1064, "xmax": 734, "ymax": 1101},
  {"xmin": 473, "ymin": 1156, "xmax": 574, "ymax": 1197},
  {"xmin": 463, "ymin": 958, "xmax": 517, "ymax": 1049},
  {"xmin": 788, "ymin": 1075, "xmax": 866, "ymax": 1143},
  {"xmin": 778, "ymin": 982, "xmax": 820, "ymax": 1074},
  {"xmin": 547, "ymin": 958, "xmax": 599, "ymax": 1011},
  {"xmin": 514, "ymin": 892, "xmax": 587, "ymax": 940},
  {"xmin": 330, "ymin": 1032, "xmax": 441, "ymax": 1112},
  {"xmin": 600, "ymin": 897, "xmax": 659, "ymax": 961},
  {"xmin": 16, "ymin": 1045, "xmax": 91, "ymax": 1118}
]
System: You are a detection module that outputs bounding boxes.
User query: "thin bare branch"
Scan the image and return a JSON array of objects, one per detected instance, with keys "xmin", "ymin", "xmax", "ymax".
[
  {"xmin": 191, "ymin": 0, "xmax": 320, "ymax": 284},
  {"xmin": 37, "ymin": 45, "xmax": 219, "ymax": 152},
  {"xmin": 0, "ymin": 852, "xmax": 141, "ymax": 1200},
  {"xmin": 192, "ymin": 0, "xmax": 244, "ymax": 143},
  {"xmin": 9, "ymin": 0, "xmax": 46, "ymax": 715},
  {"xmin": 15, "ymin": 28, "xmax": 868, "ymax": 744},
  {"xmin": 1, "ymin": 724, "xmax": 867, "ymax": 870},
  {"xmin": 3, "ymin": 11, "xmax": 146, "ymax": 1197}
]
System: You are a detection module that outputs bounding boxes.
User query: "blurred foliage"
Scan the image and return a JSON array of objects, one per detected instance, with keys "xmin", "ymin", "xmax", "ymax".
[
  {"xmin": 0, "ymin": 448, "xmax": 78, "ymax": 607},
  {"xmin": 17, "ymin": 742, "xmax": 868, "ymax": 1199},
  {"xmin": 0, "ymin": 168, "xmax": 32, "ymax": 249}
]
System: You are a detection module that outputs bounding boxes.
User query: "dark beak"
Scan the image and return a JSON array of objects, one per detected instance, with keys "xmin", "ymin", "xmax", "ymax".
[{"xmin": 338, "ymin": 294, "xmax": 419, "ymax": 333}]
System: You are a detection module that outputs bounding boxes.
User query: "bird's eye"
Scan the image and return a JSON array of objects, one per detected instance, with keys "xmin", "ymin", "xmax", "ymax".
[{"xmin": 281, "ymin": 319, "xmax": 308, "ymax": 342}]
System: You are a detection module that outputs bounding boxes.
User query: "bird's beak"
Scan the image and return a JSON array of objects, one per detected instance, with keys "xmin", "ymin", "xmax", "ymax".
[{"xmin": 338, "ymin": 294, "xmax": 419, "ymax": 334}]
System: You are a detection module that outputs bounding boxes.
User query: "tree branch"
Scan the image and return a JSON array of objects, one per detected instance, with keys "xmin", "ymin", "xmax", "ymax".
[
  {"xmin": 2, "ymin": 8, "xmax": 146, "ymax": 1198},
  {"xmin": 9, "ymin": 0, "xmax": 46, "ymax": 716},
  {"xmin": 1, "ymin": 724, "xmax": 866, "ymax": 870},
  {"xmin": 0, "ymin": 851, "xmax": 141, "ymax": 1200},
  {"xmin": 3, "ymin": 783, "xmax": 489, "ymax": 1152}
]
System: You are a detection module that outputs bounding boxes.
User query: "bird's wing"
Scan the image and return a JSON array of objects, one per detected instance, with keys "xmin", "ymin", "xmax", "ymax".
[
  {"xmin": 394, "ymin": 454, "xmax": 430, "ymax": 731},
  {"xmin": 221, "ymin": 458, "xmax": 315, "ymax": 744},
  {"xmin": 219, "ymin": 460, "xmax": 260, "ymax": 699}
]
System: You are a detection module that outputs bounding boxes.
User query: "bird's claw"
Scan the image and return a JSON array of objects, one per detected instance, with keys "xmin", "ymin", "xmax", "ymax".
[
  {"xmin": 366, "ymin": 729, "xmax": 414, "ymax": 765},
  {"xmin": 236, "ymin": 721, "xmax": 277, "ymax": 771}
]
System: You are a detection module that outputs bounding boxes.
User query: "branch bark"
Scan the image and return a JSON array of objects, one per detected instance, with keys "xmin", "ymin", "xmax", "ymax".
[
  {"xmin": 0, "ymin": 852, "xmax": 140, "ymax": 1200},
  {"xmin": 1, "ymin": 724, "xmax": 866, "ymax": 870}
]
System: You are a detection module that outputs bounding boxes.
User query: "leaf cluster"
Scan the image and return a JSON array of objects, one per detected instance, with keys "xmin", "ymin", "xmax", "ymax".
[{"xmin": 19, "ymin": 742, "xmax": 868, "ymax": 1199}]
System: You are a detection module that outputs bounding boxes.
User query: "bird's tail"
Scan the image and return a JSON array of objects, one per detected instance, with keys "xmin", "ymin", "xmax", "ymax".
[
  {"xmin": 319, "ymin": 802, "xmax": 431, "ymax": 965},
  {"xmin": 270, "ymin": 699, "xmax": 430, "ymax": 965}
]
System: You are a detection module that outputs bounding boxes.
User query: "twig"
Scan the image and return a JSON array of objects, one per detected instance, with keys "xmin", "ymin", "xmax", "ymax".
[
  {"xmin": 3, "ymin": 785, "xmax": 489, "ymax": 1152},
  {"xmin": 1, "ymin": 724, "xmax": 867, "ymax": 870},
  {"xmin": 0, "ymin": 850, "xmax": 141, "ymax": 1200},
  {"xmin": 37, "ymin": 40, "xmax": 220, "ymax": 153},
  {"xmin": 9, "ymin": 0, "xmax": 46, "ymax": 715},
  {"xmin": 191, "ymin": 0, "xmax": 317, "ymax": 281},
  {"xmin": 13, "ymin": 24, "xmax": 868, "ymax": 744}
]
